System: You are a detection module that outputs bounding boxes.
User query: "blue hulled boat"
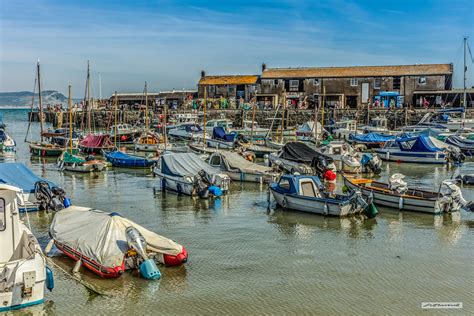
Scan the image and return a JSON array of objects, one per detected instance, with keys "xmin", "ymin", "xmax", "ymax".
[{"xmin": 104, "ymin": 150, "xmax": 157, "ymax": 168}]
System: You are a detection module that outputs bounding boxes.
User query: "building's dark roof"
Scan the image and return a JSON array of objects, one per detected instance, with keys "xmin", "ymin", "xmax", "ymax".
[{"xmin": 261, "ymin": 64, "xmax": 453, "ymax": 79}]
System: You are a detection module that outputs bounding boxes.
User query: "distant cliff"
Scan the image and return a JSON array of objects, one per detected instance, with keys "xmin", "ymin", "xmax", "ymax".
[{"xmin": 0, "ymin": 90, "xmax": 68, "ymax": 108}]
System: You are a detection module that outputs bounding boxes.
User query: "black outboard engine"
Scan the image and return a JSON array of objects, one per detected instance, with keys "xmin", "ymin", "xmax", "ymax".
[
  {"xmin": 34, "ymin": 181, "xmax": 66, "ymax": 212},
  {"xmin": 360, "ymin": 153, "xmax": 382, "ymax": 174},
  {"xmin": 311, "ymin": 155, "xmax": 335, "ymax": 177},
  {"xmin": 445, "ymin": 146, "xmax": 465, "ymax": 165},
  {"xmin": 194, "ymin": 170, "xmax": 211, "ymax": 198}
]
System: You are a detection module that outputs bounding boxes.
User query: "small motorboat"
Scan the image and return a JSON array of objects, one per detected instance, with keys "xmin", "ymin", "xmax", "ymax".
[
  {"xmin": 268, "ymin": 142, "xmax": 337, "ymax": 181},
  {"xmin": 109, "ymin": 124, "xmax": 140, "ymax": 144},
  {"xmin": 0, "ymin": 184, "xmax": 54, "ymax": 311},
  {"xmin": 79, "ymin": 134, "xmax": 114, "ymax": 155},
  {"xmin": 104, "ymin": 150, "xmax": 157, "ymax": 168},
  {"xmin": 153, "ymin": 152, "xmax": 230, "ymax": 198},
  {"xmin": 58, "ymin": 151, "xmax": 107, "ymax": 173},
  {"xmin": 0, "ymin": 118, "xmax": 16, "ymax": 152},
  {"xmin": 270, "ymin": 174, "xmax": 376, "ymax": 217},
  {"xmin": 205, "ymin": 127, "xmax": 237, "ymax": 149},
  {"xmin": 375, "ymin": 135, "xmax": 464, "ymax": 164},
  {"xmin": 168, "ymin": 123, "xmax": 203, "ymax": 141},
  {"xmin": 49, "ymin": 206, "xmax": 188, "ymax": 279},
  {"xmin": 29, "ymin": 141, "xmax": 64, "ymax": 157},
  {"xmin": 343, "ymin": 174, "xmax": 474, "ymax": 214},
  {"xmin": 134, "ymin": 132, "xmax": 172, "ymax": 152},
  {"xmin": 208, "ymin": 151, "xmax": 277, "ymax": 183}
]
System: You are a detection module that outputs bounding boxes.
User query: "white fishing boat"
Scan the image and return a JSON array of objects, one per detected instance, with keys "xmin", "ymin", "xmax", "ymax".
[
  {"xmin": 168, "ymin": 123, "xmax": 203, "ymax": 141},
  {"xmin": 153, "ymin": 152, "xmax": 230, "ymax": 198},
  {"xmin": 270, "ymin": 174, "xmax": 376, "ymax": 217},
  {"xmin": 109, "ymin": 124, "xmax": 139, "ymax": 144},
  {"xmin": 0, "ymin": 115, "xmax": 16, "ymax": 152},
  {"xmin": 343, "ymin": 174, "xmax": 474, "ymax": 214},
  {"xmin": 358, "ymin": 117, "xmax": 391, "ymax": 134},
  {"xmin": 208, "ymin": 151, "xmax": 277, "ymax": 183},
  {"xmin": 0, "ymin": 184, "xmax": 54, "ymax": 312},
  {"xmin": 233, "ymin": 120, "xmax": 269, "ymax": 138}
]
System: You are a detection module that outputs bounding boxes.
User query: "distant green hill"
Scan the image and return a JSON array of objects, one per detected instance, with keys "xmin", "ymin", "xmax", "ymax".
[{"xmin": 0, "ymin": 90, "xmax": 74, "ymax": 108}]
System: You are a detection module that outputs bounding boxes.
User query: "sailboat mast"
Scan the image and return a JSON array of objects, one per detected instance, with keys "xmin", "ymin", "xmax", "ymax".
[
  {"xmin": 87, "ymin": 61, "xmax": 92, "ymax": 133},
  {"xmin": 114, "ymin": 91, "xmax": 118, "ymax": 147},
  {"xmin": 145, "ymin": 81, "xmax": 148, "ymax": 130},
  {"xmin": 68, "ymin": 85, "xmax": 73, "ymax": 153},
  {"xmin": 37, "ymin": 60, "xmax": 44, "ymax": 141},
  {"xmin": 463, "ymin": 36, "xmax": 467, "ymax": 114}
]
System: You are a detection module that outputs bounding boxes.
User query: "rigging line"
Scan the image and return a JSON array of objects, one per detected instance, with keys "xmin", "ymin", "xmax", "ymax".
[
  {"xmin": 467, "ymin": 41, "xmax": 474, "ymax": 63},
  {"xmin": 25, "ymin": 71, "xmax": 38, "ymax": 142}
]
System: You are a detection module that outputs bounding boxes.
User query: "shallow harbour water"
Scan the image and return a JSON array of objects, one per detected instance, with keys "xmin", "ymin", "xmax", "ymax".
[{"xmin": 1, "ymin": 109, "xmax": 473, "ymax": 315}]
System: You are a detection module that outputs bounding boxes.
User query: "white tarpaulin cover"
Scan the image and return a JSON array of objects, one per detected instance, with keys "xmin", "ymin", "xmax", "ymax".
[
  {"xmin": 219, "ymin": 152, "xmax": 273, "ymax": 174},
  {"xmin": 50, "ymin": 206, "xmax": 183, "ymax": 267},
  {"xmin": 161, "ymin": 152, "xmax": 220, "ymax": 177}
]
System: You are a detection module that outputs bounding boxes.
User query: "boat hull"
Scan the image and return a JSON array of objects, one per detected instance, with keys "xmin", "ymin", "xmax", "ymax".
[
  {"xmin": 153, "ymin": 169, "xmax": 202, "ymax": 197},
  {"xmin": 225, "ymin": 171, "xmax": 275, "ymax": 183},
  {"xmin": 374, "ymin": 149, "xmax": 447, "ymax": 164},
  {"xmin": 29, "ymin": 143, "xmax": 64, "ymax": 157},
  {"xmin": 270, "ymin": 187, "xmax": 360, "ymax": 216},
  {"xmin": 343, "ymin": 178, "xmax": 441, "ymax": 214}
]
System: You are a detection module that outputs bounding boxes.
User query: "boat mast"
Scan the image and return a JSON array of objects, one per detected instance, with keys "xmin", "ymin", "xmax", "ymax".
[
  {"xmin": 321, "ymin": 86, "xmax": 326, "ymax": 131},
  {"xmin": 86, "ymin": 61, "xmax": 92, "ymax": 134},
  {"xmin": 37, "ymin": 60, "xmax": 44, "ymax": 142},
  {"xmin": 163, "ymin": 103, "xmax": 168, "ymax": 149},
  {"xmin": 314, "ymin": 98, "xmax": 318, "ymax": 141},
  {"xmin": 114, "ymin": 91, "xmax": 118, "ymax": 147},
  {"xmin": 68, "ymin": 85, "xmax": 73, "ymax": 153},
  {"xmin": 203, "ymin": 86, "xmax": 207, "ymax": 148},
  {"xmin": 280, "ymin": 92, "xmax": 286, "ymax": 143},
  {"xmin": 250, "ymin": 98, "xmax": 256, "ymax": 145},
  {"xmin": 25, "ymin": 65, "xmax": 38, "ymax": 142},
  {"xmin": 145, "ymin": 81, "xmax": 148, "ymax": 130},
  {"xmin": 462, "ymin": 36, "xmax": 467, "ymax": 124}
]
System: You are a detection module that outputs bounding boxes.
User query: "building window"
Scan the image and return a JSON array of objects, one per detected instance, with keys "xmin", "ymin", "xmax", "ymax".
[
  {"xmin": 350, "ymin": 78, "xmax": 358, "ymax": 86},
  {"xmin": 262, "ymin": 79, "xmax": 272, "ymax": 85},
  {"xmin": 273, "ymin": 79, "xmax": 279, "ymax": 86},
  {"xmin": 289, "ymin": 80, "xmax": 299, "ymax": 92},
  {"xmin": 374, "ymin": 78, "xmax": 381, "ymax": 89},
  {"xmin": 418, "ymin": 77, "xmax": 427, "ymax": 85},
  {"xmin": 313, "ymin": 78, "xmax": 320, "ymax": 85},
  {"xmin": 208, "ymin": 85, "xmax": 215, "ymax": 93},
  {"xmin": 228, "ymin": 86, "xmax": 236, "ymax": 95},
  {"xmin": 393, "ymin": 77, "xmax": 401, "ymax": 90}
]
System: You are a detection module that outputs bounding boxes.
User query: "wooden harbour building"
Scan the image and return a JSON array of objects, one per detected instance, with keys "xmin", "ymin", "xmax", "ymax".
[{"xmin": 259, "ymin": 63, "xmax": 453, "ymax": 108}]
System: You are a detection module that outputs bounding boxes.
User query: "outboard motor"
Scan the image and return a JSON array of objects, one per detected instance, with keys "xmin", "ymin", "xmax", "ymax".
[
  {"xmin": 439, "ymin": 181, "xmax": 474, "ymax": 212},
  {"xmin": 34, "ymin": 181, "xmax": 67, "ymax": 212},
  {"xmin": 360, "ymin": 153, "xmax": 382, "ymax": 174},
  {"xmin": 311, "ymin": 155, "xmax": 336, "ymax": 177},
  {"xmin": 194, "ymin": 170, "xmax": 212, "ymax": 198},
  {"xmin": 445, "ymin": 146, "xmax": 465, "ymax": 165},
  {"xmin": 388, "ymin": 173, "xmax": 408, "ymax": 194},
  {"xmin": 125, "ymin": 227, "xmax": 161, "ymax": 280}
]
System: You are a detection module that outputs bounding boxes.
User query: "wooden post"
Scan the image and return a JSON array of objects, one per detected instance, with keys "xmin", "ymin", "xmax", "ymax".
[
  {"xmin": 163, "ymin": 104, "xmax": 167, "ymax": 149},
  {"xmin": 250, "ymin": 100, "xmax": 256, "ymax": 144},
  {"xmin": 321, "ymin": 86, "xmax": 326, "ymax": 127}
]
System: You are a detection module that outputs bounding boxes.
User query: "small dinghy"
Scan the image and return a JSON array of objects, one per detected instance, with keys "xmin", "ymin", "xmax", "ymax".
[
  {"xmin": 208, "ymin": 151, "xmax": 277, "ymax": 183},
  {"xmin": 270, "ymin": 174, "xmax": 376, "ymax": 217},
  {"xmin": 0, "ymin": 117, "xmax": 16, "ymax": 152},
  {"xmin": 0, "ymin": 184, "xmax": 54, "ymax": 311},
  {"xmin": 105, "ymin": 150, "xmax": 157, "ymax": 168},
  {"xmin": 49, "ymin": 206, "xmax": 188, "ymax": 279},
  {"xmin": 343, "ymin": 174, "xmax": 474, "ymax": 214},
  {"xmin": 58, "ymin": 151, "xmax": 107, "ymax": 173},
  {"xmin": 153, "ymin": 152, "xmax": 230, "ymax": 198}
]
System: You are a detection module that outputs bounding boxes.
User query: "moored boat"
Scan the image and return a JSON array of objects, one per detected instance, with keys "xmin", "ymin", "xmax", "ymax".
[
  {"xmin": 49, "ymin": 205, "xmax": 188, "ymax": 278},
  {"xmin": 0, "ymin": 184, "xmax": 54, "ymax": 311},
  {"xmin": 343, "ymin": 174, "xmax": 473, "ymax": 214},
  {"xmin": 153, "ymin": 152, "xmax": 230, "ymax": 198},
  {"xmin": 78, "ymin": 134, "xmax": 114, "ymax": 155},
  {"xmin": 104, "ymin": 150, "xmax": 157, "ymax": 168},
  {"xmin": 58, "ymin": 151, "xmax": 107, "ymax": 173},
  {"xmin": 208, "ymin": 151, "xmax": 277, "ymax": 183},
  {"xmin": 270, "ymin": 174, "xmax": 376, "ymax": 217}
]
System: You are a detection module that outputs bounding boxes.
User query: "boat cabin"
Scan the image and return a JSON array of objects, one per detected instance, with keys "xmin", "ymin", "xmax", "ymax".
[
  {"xmin": 273, "ymin": 175, "xmax": 324, "ymax": 198},
  {"xmin": 109, "ymin": 124, "xmax": 134, "ymax": 135},
  {"xmin": 206, "ymin": 119, "xmax": 233, "ymax": 131},
  {"xmin": 0, "ymin": 184, "xmax": 25, "ymax": 262}
]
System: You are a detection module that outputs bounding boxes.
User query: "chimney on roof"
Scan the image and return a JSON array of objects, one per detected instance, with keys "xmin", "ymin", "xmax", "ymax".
[
  {"xmin": 262, "ymin": 63, "xmax": 267, "ymax": 72},
  {"xmin": 201, "ymin": 70, "xmax": 206, "ymax": 78}
]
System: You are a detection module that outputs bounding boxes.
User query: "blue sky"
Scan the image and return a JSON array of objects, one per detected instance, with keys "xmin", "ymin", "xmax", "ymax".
[{"xmin": 1, "ymin": 0, "xmax": 473, "ymax": 97}]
